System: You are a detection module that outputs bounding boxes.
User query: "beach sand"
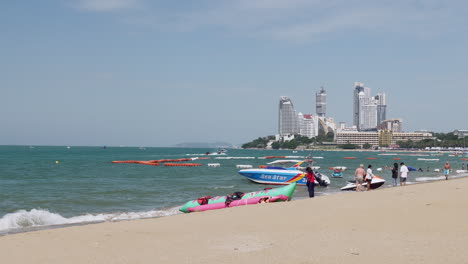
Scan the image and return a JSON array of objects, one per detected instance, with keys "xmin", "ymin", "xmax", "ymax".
[{"xmin": 1, "ymin": 177, "xmax": 468, "ymax": 264}]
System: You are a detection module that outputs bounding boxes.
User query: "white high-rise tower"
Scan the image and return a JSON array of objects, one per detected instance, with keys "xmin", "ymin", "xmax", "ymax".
[
  {"xmin": 316, "ymin": 86, "xmax": 326, "ymax": 117},
  {"xmin": 279, "ymin": 96, "xmax": 299, "ymax": 135},
  {"xmin": 353, "ymin": 82, "xmax": 387, "ymax": 131}
]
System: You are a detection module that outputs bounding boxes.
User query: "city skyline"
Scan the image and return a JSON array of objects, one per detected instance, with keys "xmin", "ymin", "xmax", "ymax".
[{"xmin": 1, "ymin": 1, "xmax": 467, "ymax": 147}]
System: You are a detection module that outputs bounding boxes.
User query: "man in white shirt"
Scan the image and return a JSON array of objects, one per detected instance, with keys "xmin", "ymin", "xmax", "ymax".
[{"xmin": 400, "ymin": 162, "xmax": 409, "ymax": 186}]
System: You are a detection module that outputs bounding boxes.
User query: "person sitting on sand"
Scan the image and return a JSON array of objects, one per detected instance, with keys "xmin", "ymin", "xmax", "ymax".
[
  {"xmin": 444, "ymin": 162, "xmax": 451, "ymax": 180},
  {"xmin": 354, "ymin": 164, "xmax": 366, "ymax": 192}
]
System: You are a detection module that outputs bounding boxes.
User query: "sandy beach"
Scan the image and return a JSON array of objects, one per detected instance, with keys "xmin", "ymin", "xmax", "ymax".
[{"xmin": 2, "ymin": 177, "xmax": 468, "ymax": 264}]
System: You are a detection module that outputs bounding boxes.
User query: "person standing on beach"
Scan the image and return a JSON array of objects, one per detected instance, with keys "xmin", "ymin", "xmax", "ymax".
[
  {"xmin": 400, "ymin": 162, "xmax": 409, "ymax": 186},
  {"xmin": 366, "ymin": 165, "xmax": 374, "ymax": 191},
  {"xmin": 354, "ymin": 164, "xmax": 366, "ymax": 192},
  {"xmin": 462, "ymin": 163, "xmax": 465, "ymax": 171},
  {"xmin": 391, "ymin": 163, "xmax": 399, "ymax": 187},
  {"xmin": 305, "ymin": 167, "xmax": 316, "ymax": 198},
  {"xmin": 444, "ymin": 162, "xmax": 451, "ymax": 180}
]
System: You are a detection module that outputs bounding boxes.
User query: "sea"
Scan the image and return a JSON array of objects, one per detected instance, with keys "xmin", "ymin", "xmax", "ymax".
[{"xmin": 1, "ymin": 145, "xmax": 467, "ymax": 235}]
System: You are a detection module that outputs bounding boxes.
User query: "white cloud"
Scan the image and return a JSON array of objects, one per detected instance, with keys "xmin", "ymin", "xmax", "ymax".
[
  {"xmin": 79, "ymin": 0, "xmax": 468, "ymax": 42},
  {"xmin": 75, "ymin": 0, "xmax": 141, "ymax": 11}
]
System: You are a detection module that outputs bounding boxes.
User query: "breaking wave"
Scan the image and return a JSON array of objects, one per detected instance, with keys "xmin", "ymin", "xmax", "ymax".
[{"xmin": 0, "ymin": 207, "xmax": 181, "ymax": 234}]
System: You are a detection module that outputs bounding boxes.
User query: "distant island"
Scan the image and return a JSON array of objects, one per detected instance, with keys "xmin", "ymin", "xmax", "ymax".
[{"xmin": 174, "ymin": 142, "xmax": 234, "ymax": 148}]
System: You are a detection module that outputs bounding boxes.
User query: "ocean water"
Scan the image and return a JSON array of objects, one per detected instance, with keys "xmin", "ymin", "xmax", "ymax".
[{"xmin": 1, "ymin": 146, "xmax": 466, "ymax": 234}]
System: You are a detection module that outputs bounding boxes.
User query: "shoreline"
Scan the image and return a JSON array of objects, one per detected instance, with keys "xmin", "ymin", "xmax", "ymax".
[
  {"xmin": 1, "ymin": 176, "xmax": 468, "ymax": 263},
  {"xmin": 2, "ymin": 172, "xmax": 467, "ymax": 236}
]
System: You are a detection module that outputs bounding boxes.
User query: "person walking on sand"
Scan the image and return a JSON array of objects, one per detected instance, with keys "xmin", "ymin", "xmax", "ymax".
[
  {"xmin": 354, "ymin": 164, "xmax": 366, "ymax": 192},
  {"xmin": 400, "ymin": 162, "xmax": 409, "ymax": 186},
  {"xmin": 305, "ymin": 167, "xmax": 316, "ymax": 198},
  {"xmin": 391, "ymin": 163, "xmax": 399, "ymax": 187},
  {"xmin": 444, "ymin": 162, "xmax": 451, "ymax": 180},
  {"xmin": 366, "ymin": 165, "xmax": 374, "ymax": 191}
]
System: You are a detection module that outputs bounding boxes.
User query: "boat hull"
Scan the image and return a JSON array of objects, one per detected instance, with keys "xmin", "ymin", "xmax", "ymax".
[
  {"xmin": 238, "ymin": 168, "xmax": 308, "ymax": 185},
  {"xmin": 238, "ymin": 168, "xmax": 330, "ymax": 186},
  {"xmin": 187, "ymin": 195, "xmax": 289, "ymax": 212},
  {"xmin": 179, "ymin": 183, "xmax": 297, "ymax": 213}
]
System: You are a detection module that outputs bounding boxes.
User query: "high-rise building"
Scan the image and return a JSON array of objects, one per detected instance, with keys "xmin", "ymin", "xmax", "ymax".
[
  {"xmin": 298, "ymin": 113, "xmax": 318, "ymax": 138},
  {"xmin": 353, "ymin": 82, "xmax": 386, "ymax": 131},
  {"xmin": 315, "ymin": 86, "xmax": 326, "ymax": 117},
  {"xmin": 375, "ymin": 93, "xmax": 387, "ymax": 126},
  {"xmin": 353, "ymin": 82, "xmax": 365, "ymax": 129},
  {"xmin": 278, "ymin": 96, "xmax": 299, "ymax": 136}
]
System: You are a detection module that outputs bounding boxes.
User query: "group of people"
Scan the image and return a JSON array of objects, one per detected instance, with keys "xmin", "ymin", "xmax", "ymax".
[
  {"xmin": 354, "ymin": 162, "xmax": 411, "ymax": 191},
  {"xmin": 353, "ymin": 164, "xmax": 376, "ymax": 191},
  {"xmin": 305, "ymin": 160, "xmax": 455, "ymax": 196},
  {"xmin": 354, "ymin": 161, "xmax": 453, "ymax": 191}
]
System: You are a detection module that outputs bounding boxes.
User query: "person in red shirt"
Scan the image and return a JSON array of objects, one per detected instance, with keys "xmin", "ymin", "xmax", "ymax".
[{"xmin": 305, "ymin": 167, "xmax": 316, "ymax": 198}]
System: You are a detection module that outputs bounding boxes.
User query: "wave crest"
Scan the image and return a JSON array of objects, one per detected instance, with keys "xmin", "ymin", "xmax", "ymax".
[{"xmin": 0, "ymin": 207, "xmax": 181, "ymax": 233}]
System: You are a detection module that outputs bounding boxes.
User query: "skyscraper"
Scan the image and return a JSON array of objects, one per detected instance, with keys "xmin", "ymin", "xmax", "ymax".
[
  {"xmin": 353, "ymin": 82, "xmax": 365, "ymax": 129},
  {"xmin": 353, "ymin": 82, "xmax": 387, "ymax": 131},
  {"xmin": 316, "ymin": 86, "xmax": 326, "ymax": 117},
  {"xmin": 375, "ymin": 93, "xmax": 387, "ymax": 126},
  {"xmin": 279, "ymin": 96, "xmax": 299, "ymax": 136}
]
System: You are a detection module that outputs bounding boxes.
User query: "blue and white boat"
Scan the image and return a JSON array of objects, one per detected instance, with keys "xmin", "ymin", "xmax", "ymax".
[{"xmin": 238, "ymin": 161, "xmax": 330, "ymax": 186}]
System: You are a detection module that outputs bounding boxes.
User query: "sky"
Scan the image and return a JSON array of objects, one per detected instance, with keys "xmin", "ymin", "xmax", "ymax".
[{"xmin": 1, "ymin": 0, "xmax": 467, "ymax": 147}]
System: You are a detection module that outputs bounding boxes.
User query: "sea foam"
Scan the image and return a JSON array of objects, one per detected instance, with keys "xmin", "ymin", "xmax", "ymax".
[{"xmin": 0, "ymin": 207, "xmax": 181, "ymax": 234}]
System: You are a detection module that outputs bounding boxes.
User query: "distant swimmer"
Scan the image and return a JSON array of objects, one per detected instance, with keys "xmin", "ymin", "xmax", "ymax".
[{"xmin": 444, "ymin": 162, "xmax": 451, "ymax": 180}]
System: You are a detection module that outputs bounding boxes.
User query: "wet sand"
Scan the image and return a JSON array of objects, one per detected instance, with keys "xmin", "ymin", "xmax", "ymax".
[{"xmin": 1, "ymin": 177, "xmax": 468, "ymax": 264}]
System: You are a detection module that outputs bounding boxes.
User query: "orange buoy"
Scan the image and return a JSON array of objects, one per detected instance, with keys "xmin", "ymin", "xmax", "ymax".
[
  {"xmin": 264, "ymin": 156, "xmax": 286, "ymax": 159},
  {"xmin": 392, "ymin": 158, "xmax": 401, "ymax": 160},
  {"xmin": 164, "ymin": 163, "xmax": 201, "ymax": 167},
  {"xmin": 461, "ymin": 158, "xmax": 468, "ymax": 161},
  {"xmin": 365, "ymin": 157, "xmax": 377, "ymax": 160},
  {"xmin": 135, "ymin": 161, "xmax": 160, "ymax": 166},
  {"xmin": 343, "ymin": 157, "xmax": 356, "ymax": 159},
  {"xmin": 258, "ymin": 165, "xmax": 267, "ymax": 168},
  {"xmin": 328, "ymin": 167, "xmax": 334, "ymax": 170}
]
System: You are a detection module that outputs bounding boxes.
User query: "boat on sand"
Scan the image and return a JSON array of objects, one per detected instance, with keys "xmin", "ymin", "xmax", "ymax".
[{"xmin": 179, "ymin": 183, "xmax": 297, "ymax": 213}]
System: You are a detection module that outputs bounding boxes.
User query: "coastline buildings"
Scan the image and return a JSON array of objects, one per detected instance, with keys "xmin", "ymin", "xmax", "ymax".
[
  {"xmin": 353, "ymin": 82, "xmax": 387, "ymax": 131},
  {"xmin": 336, "ymin": 130, "xmax": 434, "ymax": 148},
  {"xmin": 377, "ymin": 119, "xmax": 403, "ymax": 132},
  {"xmin": 278, "ymin": 87, "xmax": 336, "ymax": 140}
]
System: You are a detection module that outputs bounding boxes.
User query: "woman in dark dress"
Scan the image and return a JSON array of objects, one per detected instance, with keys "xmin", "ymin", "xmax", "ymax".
[{"xmin": 391, "ymin": 163, "xmax": 399, "ymax": 187}]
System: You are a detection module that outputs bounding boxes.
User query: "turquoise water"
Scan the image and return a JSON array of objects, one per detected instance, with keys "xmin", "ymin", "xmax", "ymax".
[{"xmin": 0, "ymin": 146, "xmax": 466, "ymax": 234}]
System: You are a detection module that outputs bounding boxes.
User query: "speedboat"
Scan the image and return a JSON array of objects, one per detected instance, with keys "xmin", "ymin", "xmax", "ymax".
[
  {"xmin": 238, "ymin": 160, "xmax": 330, "ymax": 186},
  {"xmin": 340, "ymin": 175, "xmax": 385, "ymax": 191}
]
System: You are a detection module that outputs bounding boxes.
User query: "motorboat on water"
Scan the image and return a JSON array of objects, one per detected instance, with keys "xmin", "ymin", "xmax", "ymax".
[
  {"xmin": 238, "ymin": 160, "xmax": 330, "ymax": 186},
  {"xmin": 340, "ymin": 175, "xmax": 385, "ymax": 191}
]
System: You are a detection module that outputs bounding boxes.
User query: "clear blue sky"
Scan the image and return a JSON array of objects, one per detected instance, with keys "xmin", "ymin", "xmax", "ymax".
[{"xmin": 1, "ymin": 0, "xmax": 467, "ymax": 147}]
